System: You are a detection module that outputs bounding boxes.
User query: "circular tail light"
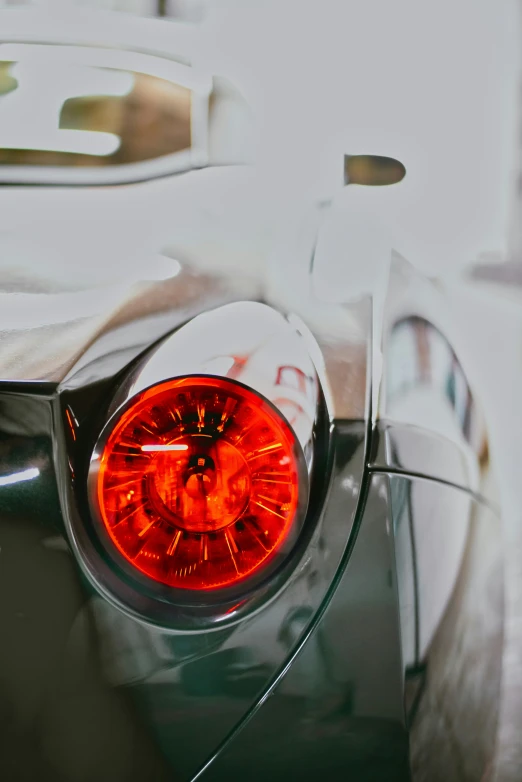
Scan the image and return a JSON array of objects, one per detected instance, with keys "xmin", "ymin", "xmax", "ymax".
[{"xmin": 90, "ymin": 376, "xmax": 307, "ymax": 593}]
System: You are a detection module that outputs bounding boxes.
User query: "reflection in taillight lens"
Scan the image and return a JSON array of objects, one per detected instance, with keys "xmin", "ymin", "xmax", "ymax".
[{"xmin": 94, "ymin": 376, "xmax": 303, "ymax": 591}]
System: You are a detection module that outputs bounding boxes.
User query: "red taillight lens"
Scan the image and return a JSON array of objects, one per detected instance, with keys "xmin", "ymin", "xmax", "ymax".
[{"xmin": 94, "ymin": 376, "xmax": 304, "ymax": 591}]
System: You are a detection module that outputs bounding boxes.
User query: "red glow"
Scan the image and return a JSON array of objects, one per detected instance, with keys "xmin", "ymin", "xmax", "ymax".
[
  {"xmin": 95, "ymin": 376, "xmax": 302, "ymax": 591},
  {"xmin": 65, "ymin": 407, "xmax": 77, "ymax": 441}
]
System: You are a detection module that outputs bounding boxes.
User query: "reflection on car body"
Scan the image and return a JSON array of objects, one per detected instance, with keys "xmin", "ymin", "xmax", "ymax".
[{"xmin": 0, "ymin": 6, "xmax": 507, "ymax": 782}]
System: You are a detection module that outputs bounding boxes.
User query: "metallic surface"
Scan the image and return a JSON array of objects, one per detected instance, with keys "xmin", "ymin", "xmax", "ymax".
[
  {"xmin": 194, "ymin": 473, "xmax": 503, "ymax": 782},
  {"xmin": 0, "ymin": 184, "xmax": 370, "ymax": 435},
  {"xmin": 379, "ymin": 256, "xmax": 491, "ymax": 501},
  {"xmin": 56, "ymin": 255, "xmax": 261, "ymax": 389},
  {"xmin": 0, "ymin": 89, "xmax": 503, "ymax": 782},
  {"xmin": 0, "ymin": 5, "xmax": 508, "ymax": 780},
  {"xmin": 0, "ymin": 380, "xmax": 369, "ymax": 778},
  {"xmin": 49, "ymin": 247, "xmax": 369, "ymax": 775},
  {"xmin": 98, "ymin": 301, "xmax": 319, "ymax": 456},
  {"xmin": 370, "ymin": 420, "xmax": 481, "ymax": 498},
  {"xmin": 0, "ymin": 273, "xmax": 504, "ymax": 782},
  {"xmin": 84, "ymin": 420, "xmax": 368, "ymax": 780},
  {"xmin": 196, "ymin": 472, "xmax": 409, "ymax": 782},
  {"xmin": 75, "ymin": 303, "xmax": 318, "ymax": 619},
  {"xmin": 54, "ymin": 261, "xmax": 371, "ymax": 621},
  {"xmin": 0, "ymin": 389, "xmax": 172, "ymax": 781},
  {"xmin": 389, "ymin": 474, "xmax": 503, "ymax": 781},
  {"xmin": 0, "ymin": 176, "xmax": 262, "ymax": 384},
  {"xmin": 0, "ymin": 172, "xmax": 375, "ymax": 775}
]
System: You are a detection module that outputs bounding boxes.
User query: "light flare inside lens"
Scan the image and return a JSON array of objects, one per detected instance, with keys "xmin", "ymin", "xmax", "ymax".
[{"xmin": 95, "ymin": 376, "xmax": 302, "ymax": 591}]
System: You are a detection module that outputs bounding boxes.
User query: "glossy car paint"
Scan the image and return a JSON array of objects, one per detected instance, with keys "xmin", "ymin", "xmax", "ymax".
[
  {"xmin": 197, "ymin": 474, "xmax": 501, "ymax": 782},
  {"xmin": 0, "ymin": 399, "xmax": 499, "ymax": 781},
  {"xmin": 0, "ymin": 242, "xmax": 374, "ymax": 780},
  {"xmin": 54, "ymin": 274, "xmax": 371, "ymax": 776},
  {"xmin": 0, "ymin": 12, "xmax": 506, "ymax": 782},
  {"xmin": 0, "ymin": 243, "xmax": 502, "ymax": 781}
]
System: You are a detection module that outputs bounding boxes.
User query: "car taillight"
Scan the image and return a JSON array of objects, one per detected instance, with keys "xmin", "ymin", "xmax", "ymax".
[{"xmin": 92, "ymin": 376, "xmax": 305, "ymax": 592}]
